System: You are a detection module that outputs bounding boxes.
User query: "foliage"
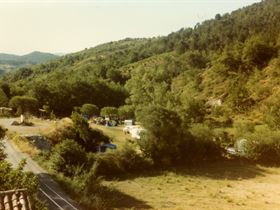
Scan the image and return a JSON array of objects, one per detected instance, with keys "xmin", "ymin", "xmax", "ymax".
[
  {"xmin": 244, "ymin": 126, "xmax": 280, "ymax": 164},
  {"xmin": 0, "ymin": 160, "xmax": 46, "ymax": 209},
  {"xmin": 9, "ymin": 96, "xmax": 39, "ymax": 115},
  {"xmin": 94, "ymin": 142, "xmax": 151, "ymax": 177},
  {"xmin": 71, "ymin": 112, "xmax": 110, "ymax": 152},
  {"xmin": 243, "ymin": 36, "xmax": 277, "ymax": 68},
  {"xmin": 189, "ymin": 124, "xmax": 224, "ymax": 160},
  {"xmin": 233, "ymin": 119, "xmax": 255, "ymax": 138},
  {"xmin": 80, "ymin": 103, "xmax": 99, "ymax": 117},
  {"xmin": 0, "ymin": 88, "xmax": 9, "ymax": 107},
  {"xmin": 45, "ymin": 120, "xmax": 76, "ymax": 145},
  {"xmin": 49, "ymin": 139, "xmax": 87, "ymax": 176},
  {"xmin": 136, "ymin": 105, "xmax": 185, "ymax": 165},
  {"xmin": 100, "ymin": 106, "xmax": 118, "ymax": 118},
  {"xmin": 118, "ymin": 105, "xmax": 135, "ymax": 119},
  {"xmin": 265, "ymin": 92, "xmax": 280, "ymax": 129},
  {"xmin": 0, "ymin": 125, "xmax": 6, "ymax": 160}
]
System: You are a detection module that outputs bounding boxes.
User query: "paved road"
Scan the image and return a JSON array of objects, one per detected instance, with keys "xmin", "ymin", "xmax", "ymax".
[{"xmin": 3, "ymin": 138, "xmax": 81, "ymax": 210}]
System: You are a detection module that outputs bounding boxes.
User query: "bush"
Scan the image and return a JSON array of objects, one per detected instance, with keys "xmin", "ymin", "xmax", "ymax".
[
  {"xmin": 50, "ymin": 139, "xmax": 87, "ymax": 176},
  {"xmin": 71, "ymin": 112, "xmax": 110, "ymax": 152},
  {"xmin": 233, "ymin": 119, "xmax": 255, "ymax": 138},
  {"xmin": 95, "ymin": 142, "xmax": 151, "ymax": 177},
  {"xmin": 137, "ymin": 105, "xmax": 224, "ymax": 166},
  {"xmin": 189, "ymin": 124, "xmax": 224, "ymax": 161},
  {"xmin": 80, "ymin": 104, "xmax": 99, "ymax": 118},
  {"xmin": 243, "ymin": 37, "xmax": 277, "ymax": 68},
  {"xmin": 244, "ymin": 126, "xmax": 280, "ymax": 164},
  {"xmin": 0, "ymin": 126, "xmax": 7, "ymax": 160},
  {"xmin": 45, "ymin": 119, "xmax": 76, "ymax": 145}
]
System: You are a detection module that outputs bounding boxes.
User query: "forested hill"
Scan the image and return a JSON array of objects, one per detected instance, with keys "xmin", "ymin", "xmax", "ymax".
[
  {"xmin": 1, "ymin": 0, "xmax": 280, "ymax": 122},
  {"xmin": 0, "ymin": 51, "xmax": 58, "ymax": 74}
]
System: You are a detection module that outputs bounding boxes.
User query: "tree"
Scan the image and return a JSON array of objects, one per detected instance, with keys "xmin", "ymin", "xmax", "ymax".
[
  {"xmin": 0, "ymin": 83, "xmax": 11, "ymax": 99},
  {"xmin": 100, "ymin": 106, "xmax": 118, "ymax": 118},
  {"xmin": 243, "ymin": 37, "xmax": 277, "ymax": 68},
  {"xmin": 9, "ymin": 96, "xmax": 39, "ymax": 115},
  {"xmin": 184, "ymin": 51, "xmax": 208, "ymax": 69},
  {"xmin": 0, "ymin": 89, "xmax": 9, "ymax": 107},
  {"xmin": 71, "ymin": 112, "xmax": 110, "ymax": 152},
  {"xmin": 50, "ymin": 139, "xmax": 87, "ymax": 176},
  {"xmin": 265, "ymin": 91, "xmax": 280, "ymax": 129},
  {"xmin": 80, "ymin": 104, "xmax": 99, "ymax": 117},
  {"xmin": 136, "ymin": 105, "xmax": 186, "ymax": 165},
  {"xmin": 118, "ymin": 105, "xmax": 135, "ymax": 120}
]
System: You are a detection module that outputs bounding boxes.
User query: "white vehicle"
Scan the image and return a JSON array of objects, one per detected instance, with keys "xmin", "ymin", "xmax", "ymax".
[
  {"xmin": 130, "ymin": 127, "xmax": 145, "ymax": 140},
  {"xmin": 123, "ymin": 125, "xmax": 138, "ymax": 134}
]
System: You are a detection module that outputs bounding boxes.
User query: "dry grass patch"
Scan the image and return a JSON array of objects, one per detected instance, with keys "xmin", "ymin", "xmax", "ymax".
[
  {"xmin": 104, "ymin": 161, "xmax": 280, "ymax": 210},
  {"xmin": 7, "ymin": 131, "xmax": 40, "ymax": 158}
]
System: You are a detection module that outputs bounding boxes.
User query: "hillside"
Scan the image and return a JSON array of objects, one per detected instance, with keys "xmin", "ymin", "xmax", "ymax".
[
  {"xmin": 0, "ymin": 51, "xmax": 59, "ymax": 74},
  {"xmin": 1, "ymin": 0, "xmax": 280, "ymax": 122}
]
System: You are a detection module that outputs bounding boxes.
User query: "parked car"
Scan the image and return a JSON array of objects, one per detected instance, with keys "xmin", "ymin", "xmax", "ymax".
[
  {"xmin": 130, "ymin": 127, "xmax": 145, "ymax": 140},
  {"xmin": 123, "ymin": 125, "xmax": 139, "ymax": 134}
]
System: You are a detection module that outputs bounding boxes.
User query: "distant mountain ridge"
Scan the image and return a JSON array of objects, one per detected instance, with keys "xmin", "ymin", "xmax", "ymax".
[{"xmin": 0, "ymin": 51, "xmax": 59, "ymax": 74}]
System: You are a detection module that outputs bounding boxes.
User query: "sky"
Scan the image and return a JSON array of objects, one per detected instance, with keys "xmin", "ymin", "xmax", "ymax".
[{"xmin": 0, "ymin": 0, "xmax": 261, "ymax": 55}]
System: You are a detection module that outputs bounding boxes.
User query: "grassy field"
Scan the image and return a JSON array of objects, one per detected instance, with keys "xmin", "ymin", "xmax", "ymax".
[
  {"xmin": 90, "ymin": 123, "xmax": 133, "ymax": 148},
  {"xmin": 89, "ymin": 124, "xmax": 280, "ymax": 210},
  {"xmin": 104, "ymin": 161, "xmax": 280, "ymax": 210},
  {"xmin": 3, "ymin": 117, "xmax": 280, "ymax": 210}
]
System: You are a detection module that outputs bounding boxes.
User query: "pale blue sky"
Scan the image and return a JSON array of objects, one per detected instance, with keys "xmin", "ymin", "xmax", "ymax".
[{"xmin": 0, "ymin": 0, "xmax": 261, "ymax": 55}]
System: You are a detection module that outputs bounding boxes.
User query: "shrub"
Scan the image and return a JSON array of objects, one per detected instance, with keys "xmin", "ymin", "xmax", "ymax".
[
  {"xmin": 189, "ymin": 124, "xmax": 224, "ymax": 161},
  {"xmin": 264, "ymin": 91, "xmax": 280, "ymax": 129},
  {"xmin": 243, "ymin": 37, "xmax": 277, "ymax": 68},
  {"xmin": 80, "ymin": 104, "xmax": 99, "ymax": 118},
  {"xmin": 0, "ymin": 126, "xmax": 7, "ymax": 160},
  {"xmin": 233, "ymin": 119, "xmax": 255, "ymax": 138},
  {"xmin": 71, "ymin": 112, "xmax": 110, "ymax": 152},
  {"xmin": 244, "ymin": 126, "xmax": 280, "ymax": 164},
  {"xmin": 95, "ymin": 142, "xmax": 151, "ymax": 177},
  {"xmin": 45, "ymin": 119, "xmax": 76, "ymax": 145},
  {"xmin": 49, "ymin": 139, "xmax": 87, "ymax": 176}
]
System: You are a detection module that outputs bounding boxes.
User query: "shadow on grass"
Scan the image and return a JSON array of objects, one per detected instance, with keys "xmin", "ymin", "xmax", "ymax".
[
  {"xmin": 97, "ymin": 185, "xmax": 152, "ymax": 210},
  {"xmin": 114, "ymin": 159, "xmax": 267, "ymax": 181},
  {"xmin": 174, "ymin": 159, "xmax": 267, "ymax": 180},
  {"xmin": 49, "ymin": 172, "xmax": 152, "ymax": 210}
]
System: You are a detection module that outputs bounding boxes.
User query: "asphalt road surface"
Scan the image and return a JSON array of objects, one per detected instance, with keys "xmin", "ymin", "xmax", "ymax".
[{"xmin": 4, "ymin": 138, "xmax": 81, "ymax": 210}]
